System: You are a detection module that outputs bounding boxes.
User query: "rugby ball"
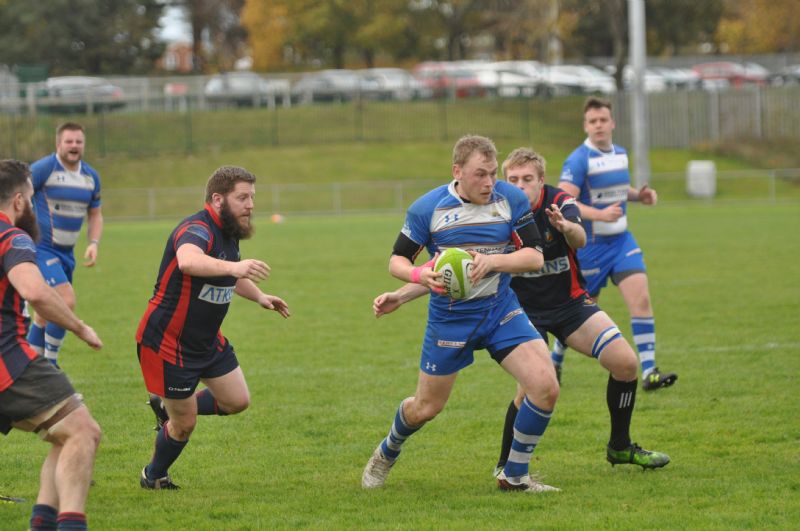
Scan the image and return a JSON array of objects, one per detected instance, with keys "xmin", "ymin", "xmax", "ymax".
[{"xmin": 434, "ymin": 247, "xmax": 473, "ymax": 300}]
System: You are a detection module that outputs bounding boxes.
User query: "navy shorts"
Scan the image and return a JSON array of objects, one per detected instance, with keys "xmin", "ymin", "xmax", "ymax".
[
  {"xmin": 524, "ymin": 295, "xmax": 602, "ymax": 346},
  {"xmin": 420, "ymin": 291, "xmax": 542, "ymax": 375},
  {"xmin": 138, "ymin": 338, "xmax": 240, "ymax": 399}
]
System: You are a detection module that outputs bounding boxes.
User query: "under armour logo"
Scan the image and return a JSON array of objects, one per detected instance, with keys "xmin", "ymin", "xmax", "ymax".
[
  {"xmin": 526, "ymin": 445, "xmax": 534, "ymax": 452},
  {"xmin": 425, "ymin": 362, "xmax": 437, "ymax": 372}
]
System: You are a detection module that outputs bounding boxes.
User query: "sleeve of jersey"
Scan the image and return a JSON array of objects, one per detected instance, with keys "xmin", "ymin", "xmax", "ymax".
[
  {"xmin": 174, "ymin": 222, "xmax": 214, "ymax": 254},
  {"xmin": 559, "ymin": 152, "xmax": 586, "ymax": 189},
  {"xmin": 554, "ymin": 191, "xmax": 581, "ymax": 223},
  {"xmin": 392, "ymin": 200, "xmax": 430, "ymax": 262},
  {"xmin": 510, "ymin": 194, "xmax": 543, "ymax": 252},
  {"xmin": 30, "ymin": 158, "xmax": 49, "ymax": 192},
  {"xmin": 1, "ymin": 232, "xmax": 37, "ymax": 272},
  {"xmin": 90, "ymin": 170, "xmax": 101, "ymax": 208}
]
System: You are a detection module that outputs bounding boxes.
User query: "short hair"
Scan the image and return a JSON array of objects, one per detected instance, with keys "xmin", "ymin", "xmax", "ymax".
[
  {"xmin": 452, "ymin": 135, "xmax": 497, "ymax": 167},
  {"xmin": 205, "ymin": 166, "xmax": 257, "ymax": 203},
  {"xmin": 502, "ymin": 147, "xmax": 546, "ymax": 178},
  {"xmin": 583, "ymin": 96, "xmax": 612, "ymax": 115},
  {"xmin": 0, "ymin": 159, "xmax": 32, "ymax": 204},
  {"xmin": 56, "ymin": 122, "xmax": 85, "ymax": 140}
]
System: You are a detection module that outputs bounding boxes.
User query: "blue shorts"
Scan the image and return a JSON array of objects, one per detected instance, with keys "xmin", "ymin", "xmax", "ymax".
[
  {"xmin": 578, "ymin": 232, "xmax": 646, "ymax": 297},
  {"xmin": 420, "ymin": 291, "xmax": 542, "ymax": 375},
  {"xmin": 36, "ymin": 248, "xmax": 75, "ymax": 287}
]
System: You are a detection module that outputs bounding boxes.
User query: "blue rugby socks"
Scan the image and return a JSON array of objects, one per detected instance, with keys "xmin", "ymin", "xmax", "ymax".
[
  {"xmin": 27, "ymin": 322, "xmax": 46, "ymax": 357},
  {"xmin": 146, "ymin": 423, "xmax": 188, "ymax": 480},
  {"xmin": 503, "ymin": 397, "xmax": 552, "ymax": 480},
  {"xmin": 44, "ymin": 323, "xmax": 67, "ymax": 366},
  {"xmin": 379, "ymin": 399, "xmax": 424, "ymax": 461},
  {"xmin": 550, "ymin": 339, "xmax": 566, "ymax": 369},
  {"xmin": 631, "ymin": 317, "xmax": 656, "ymax": 376}
]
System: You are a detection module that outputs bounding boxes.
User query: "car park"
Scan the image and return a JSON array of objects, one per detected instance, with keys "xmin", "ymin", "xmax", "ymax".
[
  {"xmin": 358, "ymin": 68, "xmax": 431, "ymax": 101},
  {"xmin": 692, "ymin": 61, "xmax": 768, "ymax": 88},
  {"xmin": 291, "ymin": 69, "xmax": 380, "ymax": 103},
  {"xmin": 412, "ymin": 62, "xmax": 485, "ymax": 99}
]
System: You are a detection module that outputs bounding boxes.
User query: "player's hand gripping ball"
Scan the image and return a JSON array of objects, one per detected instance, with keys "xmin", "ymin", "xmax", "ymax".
[{"xmin": 433, "ymin": 247, "xmax": 473, "ymax": 299}]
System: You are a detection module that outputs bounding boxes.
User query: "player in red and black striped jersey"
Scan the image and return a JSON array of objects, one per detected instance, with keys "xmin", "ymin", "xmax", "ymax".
[
  {"xmin": 136, "ymin": 166, "xmax": 290, "ymax": 490},
  {"xmin": 496, "ymin": 148, "xmax": 669, "ymax": 470},
  {"xmin": 0, "ymin": 159, "xmax": 103, "ymax": 531}
]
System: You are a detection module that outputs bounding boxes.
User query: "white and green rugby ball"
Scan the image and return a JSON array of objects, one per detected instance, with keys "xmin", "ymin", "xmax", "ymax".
[{"xmin": 434, "ymin": 247, "xmax": 473, "ymax": 299}]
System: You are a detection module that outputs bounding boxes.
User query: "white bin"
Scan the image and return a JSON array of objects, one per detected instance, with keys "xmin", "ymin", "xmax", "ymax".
[{"xmin": 686, "ymin": 160, "xmax": 716, "ymax": 198}]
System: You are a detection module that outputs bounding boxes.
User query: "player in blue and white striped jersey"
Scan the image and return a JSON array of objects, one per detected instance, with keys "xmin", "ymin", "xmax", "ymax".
[
  {"xmin": 552, "ymin": 98, "xmax": 677, "ymax": 391},
  {"xmin": 26, "ymin": 123, "xmax": 104, "ymax": 368},
  {"xmin": 362, "ymin": 135, "xmax": 560, "ymax": 494}
]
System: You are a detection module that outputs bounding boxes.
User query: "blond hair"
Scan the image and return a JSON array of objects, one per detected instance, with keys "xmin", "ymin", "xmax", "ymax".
[
  {"xmin": 452, "ymin": 135, "xmax": 497, "ymax": 167},
  {"xmin": 502, "ymin": 147, "xmax": 546, "ymax": 178}
]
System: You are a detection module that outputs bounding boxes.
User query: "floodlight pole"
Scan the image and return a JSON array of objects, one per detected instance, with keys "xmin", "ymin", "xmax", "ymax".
[{"xmin": 628, "ymin": 0, "xmax": 650, "ymax": 188}]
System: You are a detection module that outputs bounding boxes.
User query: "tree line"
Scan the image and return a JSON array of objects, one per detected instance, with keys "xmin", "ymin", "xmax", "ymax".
[{"xmin": 0, "ymin": 0, "xmax": 797, "ymax": 76}]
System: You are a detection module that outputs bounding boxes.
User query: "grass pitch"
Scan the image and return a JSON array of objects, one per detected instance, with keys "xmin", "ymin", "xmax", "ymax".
[{"xmin": 1, "ymin": 201, "xmax": 798, "ymax": 529}]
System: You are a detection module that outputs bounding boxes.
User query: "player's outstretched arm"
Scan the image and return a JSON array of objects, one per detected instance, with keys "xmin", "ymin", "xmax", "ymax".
[
  {"xmin": 468, "ymin": 247, "xmax": 544, "ymax": 284},
  {"xmin": 545, "ymin": 204, "xmax": 586, "ymax": 250},
  {"xmin": 177, "ymin": 244, "xmax": 270, "ymax": 282},
  {"xmin": 8, "ymin": 263, "xmax": 102, "ymax": 350},
  {"xmin": 373, "ymin": 282, "xmax": 429, "ymax": 318},
  {"xmin": 235, "ymin": 279, "xmax": 290, "ymax": 318}
]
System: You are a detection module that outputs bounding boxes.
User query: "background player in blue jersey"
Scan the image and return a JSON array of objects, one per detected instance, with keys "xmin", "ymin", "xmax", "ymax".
[
  {"xmin": 26, "ymin": 122, "xmax": 104, "ymax": 368},
  {"xmin": 136, "ymin": 166, "xmax": 290, "ymax": 490},
  {"xmin": 552, "ymin": 98, "xmax": 677, "ymax": 391},
  {"xmin": 0, "ymin": 160, "xmax": 103, "ymax": 531},
  {"xmin": 362, "ymin": 135, "xmax": 560, "ymax": 493},
  {"xmin": 494, "ymin": 148, "xmax": 669, "ymax": 471}
]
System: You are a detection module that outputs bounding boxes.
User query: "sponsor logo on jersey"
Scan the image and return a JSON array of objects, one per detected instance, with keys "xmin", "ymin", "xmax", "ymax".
[
  {"xmin": 198, "ymin": 284, "xmax": 234, "ymax": 304},
  {"xmin": 561, "ymin": 168, "xmax": 574, "ymax": 182},
  {"xmin": 10, "ymin": 234, "xmax": 36, "ymax": 252},
  {"xmin": 516, "ymin": 256, "xmax": 571, "ymax": 278},
  {"xmin": 437, "ymin": 339, "xmax": 466, "ymax": 348}
]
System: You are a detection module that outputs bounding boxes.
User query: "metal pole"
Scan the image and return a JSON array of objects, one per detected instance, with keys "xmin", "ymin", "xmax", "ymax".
[{"xmin": 627, "ymin": 0, "xmax": 650, "ymax": 188}]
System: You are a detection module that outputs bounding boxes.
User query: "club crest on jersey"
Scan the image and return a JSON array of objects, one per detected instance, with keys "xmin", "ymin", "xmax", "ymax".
[
  {"xmin": 199, "ymin": 283, "xmax": 234, "ymax": 304},
  {"xmin": 544, "ymin": 228, "xmax": 554, "ymax": 242}
]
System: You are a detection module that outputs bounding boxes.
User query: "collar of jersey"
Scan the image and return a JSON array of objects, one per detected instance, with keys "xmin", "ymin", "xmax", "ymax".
[
  {"xmin": 583, "ymin": 138, "xmax": 615, "ymax": 155},
  {"xmin": 0, "ymin": 212, "xmax": 11, "ymax": 225},
  {"xmin": 449, "ymin": 180, "xmax": 493, "ymax": 205},
  {"xmin": 204, "ymin": 203, "xmax": 223, "ymax": 227},
  {"xmin": 55, "ymin": 153, "xmax": 82, "ymax": 174}
]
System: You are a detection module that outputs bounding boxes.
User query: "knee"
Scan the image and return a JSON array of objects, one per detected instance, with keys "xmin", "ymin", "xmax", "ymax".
[
  {"xmin": 79, "ymin": 416, "xmax": 102, "ymax": 451},
  {"xmin": 406, "ymin": 398, "xmax": 443, "ymax": 425},
  {"xmin": 222, "ymin": 394, "xmax": 250, "ymax": 415},
  {"xmin": 168, "ymin": 417, "xmax": 197, "ymax": 440},
  {"xmin": 526, "ymin": 375, "xmax": 559, "ymax": 410}
]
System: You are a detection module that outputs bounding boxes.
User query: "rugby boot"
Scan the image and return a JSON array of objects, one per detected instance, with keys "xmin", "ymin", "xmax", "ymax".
[
  {"xmin": 497, "ymin": 470, "xmax": 560, "ymax": 493},
  {"xmin": 147, "ymin": 394, "xmax": 169, "ymax": 430},
  {"xmin": 606, "ymin": 443, "xmax": 670, "ymax": 470},
  {"xmin": 140, "ymin": 467, "xmax": 180, "ymax": 490},
  {"xmin": 361, "ymin": 446, "xmax": 395, "ymax": 488},
  {"xmin": 642, "ymin": 368, "xmax": 678, "ymax": 391}
]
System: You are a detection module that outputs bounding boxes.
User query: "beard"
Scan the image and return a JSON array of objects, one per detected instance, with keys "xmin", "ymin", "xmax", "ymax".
[
  {"xmin": 16, "ymin": 203, "xmax": 39, "ymax": 242},
  {"xmin": 219, "ymin": 199, "xmax": 254, "ymax": 240}
]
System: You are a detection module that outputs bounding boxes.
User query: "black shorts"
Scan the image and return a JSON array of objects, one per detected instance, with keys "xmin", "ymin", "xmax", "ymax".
[
  {"xmin": 0, "ymin": 356, "xmax": 75, "ymax": 435},
  {"xmin": 138, "ymin": 338, "xmax": 240, "ymax": 399},
  {"xmin": 523, "ymin": 295, "xmax": 601, "ymax": 346}
]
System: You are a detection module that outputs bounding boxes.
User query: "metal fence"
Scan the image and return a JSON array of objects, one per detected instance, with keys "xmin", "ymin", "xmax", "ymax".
[
  {"xmin": 100, "ymin": 169, "xmax": 800, "ymax": 221},
  {"xmin": 2, "ymin": 85, "xmax": 800, "ymax": 163}
]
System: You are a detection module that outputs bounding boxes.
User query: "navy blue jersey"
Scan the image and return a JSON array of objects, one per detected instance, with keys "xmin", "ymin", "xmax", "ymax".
[
  {"xmin": 511, "ymin": 184, "xmax": 587, "ymax": 311},
  {"xmin": 0, "ymin": 214, "xmax": 39, "ymax": 392},
  {"xmin": 30, "ymin": 153, "xmax": 101, "ymax": 256},
  {"xmin": 136, "ymin": 205, "xmax": 240, "ymax": 365}
]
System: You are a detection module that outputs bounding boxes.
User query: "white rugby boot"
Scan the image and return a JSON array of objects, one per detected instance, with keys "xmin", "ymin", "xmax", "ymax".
[{"xmin": 361, "ymin": 446, "xmax": 395, "ymax": 489}]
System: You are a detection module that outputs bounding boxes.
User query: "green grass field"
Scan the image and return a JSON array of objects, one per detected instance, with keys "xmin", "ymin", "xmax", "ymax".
[{"xmin": 1, "ymin": 201, "xmax": 798, "ymax": 529}]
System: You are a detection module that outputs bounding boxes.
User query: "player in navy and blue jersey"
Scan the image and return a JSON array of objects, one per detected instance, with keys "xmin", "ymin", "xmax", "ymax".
[
  {"xmin": 552, "ymin": 98, "xmax": 677, "ymax": 391},
  {"xmin": 0, "ymin": 159, "xmax": 103, "ymax": 531},
  {"xmin": 136, "ymin": 166, "xmax": 290, "ymax": 490},
  {"xmin": 362, "ymin": 136, "xmax": 560, "ymax": 493},
  {"xmin": 26, "ymin": 122, "xmax": 104, "ymax": 368},
  {"xmin": 494, "ymin": 148, "xmax": 669, "ymax": 471}
]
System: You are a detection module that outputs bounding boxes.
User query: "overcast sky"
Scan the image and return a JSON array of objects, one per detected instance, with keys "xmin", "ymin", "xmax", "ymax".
[{"xmin": 157, "ymin": 6, "xmax": 191, "ymax": 43}]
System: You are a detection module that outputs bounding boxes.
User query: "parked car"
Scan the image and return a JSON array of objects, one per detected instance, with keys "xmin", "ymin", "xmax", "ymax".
[
  {"xmin": 606, "ymin": 65, "xmax": 667, "ymax": 93},
  {"xmin": 358, "ymin": 68, "xmax": 430, "ymax": 101},
  {"xmin": 692, "ymin": 61, "xmax": 767, "ymax": 88},
  {"xmin": 768, "ymin": 64, "xmax": 800, "ymax": 86},
  {"xmin": 650, "ymin": 67, "xmax": 702, "ymax": 90},
  {"xmin": 456, "ymin": 61, "xmax": 545, "ymax": 98},
  {"xmin": 35, "ymin": 76, "xmax": 125, "ymax": 113},
  {"xmin": 291, "ymin": 69, "xmax": 380, "ymax": 103},
  {"xmin": 204, "ymin": 71, "xmax": 290, "ymax": 107},
  {"xmin": 548, "ymin": 65, "xmax": 616, "ymax": 94},
  {"xmin": 412, "ymin": 62, "xmax": 485, "ymax": 99},
  {"xmin": 491, "ymin": 60, "xmax": 555, "ymax": 96}
]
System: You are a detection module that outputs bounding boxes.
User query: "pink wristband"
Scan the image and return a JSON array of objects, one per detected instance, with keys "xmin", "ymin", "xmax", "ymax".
[{"xmin": 411, "ymin": 266, "xmax": 423, "ymax": 284}]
